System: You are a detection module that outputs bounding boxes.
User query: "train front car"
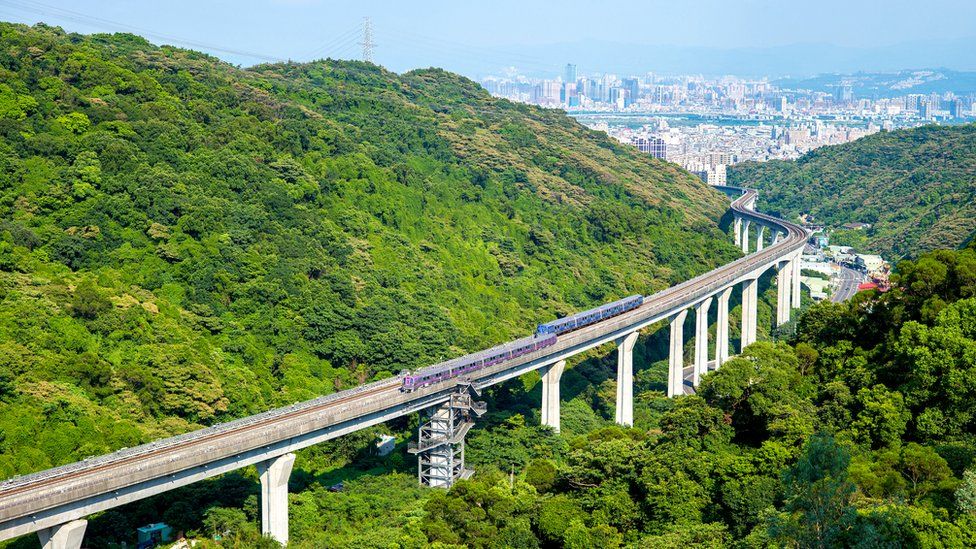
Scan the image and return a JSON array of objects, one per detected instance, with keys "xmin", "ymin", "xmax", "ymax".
[
  {"xmin": 402, "ymin": 374, "xmax": 417, "ymax": 392},
  {"xmin": 536, "ymin": 294, "xmax": 644, "ymax": 336}
]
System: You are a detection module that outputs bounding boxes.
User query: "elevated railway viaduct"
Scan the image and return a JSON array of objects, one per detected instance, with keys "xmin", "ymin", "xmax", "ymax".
[{"xmin": 0, "ymin": 187, "xmax": 807, "ymax": 547}]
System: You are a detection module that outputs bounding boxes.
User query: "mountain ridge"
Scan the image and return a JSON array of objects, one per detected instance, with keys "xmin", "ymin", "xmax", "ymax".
[
  {"xmin": 0, "ymin": 21, "xmax": 737, "ymax": 478},
  {"xmin": 729, "ymin": 123, "xmax": 976, "ymax": 258}
]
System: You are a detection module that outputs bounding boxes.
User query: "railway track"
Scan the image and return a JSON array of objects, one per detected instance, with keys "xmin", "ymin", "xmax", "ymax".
[{"xmin": 0, "ymin": 380, "xmax": 400, "ymax": 498}]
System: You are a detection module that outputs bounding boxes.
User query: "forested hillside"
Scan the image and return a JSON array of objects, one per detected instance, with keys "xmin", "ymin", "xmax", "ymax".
[
  {"xmin": 59, "ymin": 242, "xmax": 976, "ymax": 547},
  {"xmin": 0, "ymin": 21, "xmax": 739, "ymax": 479},
  {"xmin": 729, "ymin": 123, "xmax": 976, "ymax": 258}
]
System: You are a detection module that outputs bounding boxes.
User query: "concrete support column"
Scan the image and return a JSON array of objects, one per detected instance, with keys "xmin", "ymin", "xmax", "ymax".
[
  {"xmin": 740, "ymin": 277, "xmax": 758, "ymax": 351},
  {"xmin": 693, "ymin": 297, "xmax": 712, "ymax": 386},
  {"xmin": 540, "ymin": 360, "xmax": 565, "ymax": 432},
  {"xmin": 791, "ymin": 254, "xmax": 801, "ymax": 309},
  {"xmin": 38, "ymin": 520, "xmax": 87, "ymax": 549},
  {"xmin": 756, "ymin": 225, "xmax": 766, "ymax": 251},
  {"xmin": 714, "ymin": 286, "xmax": 733, "ymax": 368},
  {"xmin": 258, "ymin": 452, "xmax": 296, "ymax": 545},
  {"xmin": 741, "ymin": 220, "xmax": 751, "ymax": 253},
  {"xmin": 667, "ymin": 310, "xmax": 688, "ymax": 398},
  {"xmin": 776, "ymin": 261, "xmax": 791, "ymax": 326},
  {"xmin": 615, "ymin": 331, "xmax": 639, "ymax": 426},
  {"xmin": 733, "ymin": 216, "xmax": 742, "ymax": 246}
]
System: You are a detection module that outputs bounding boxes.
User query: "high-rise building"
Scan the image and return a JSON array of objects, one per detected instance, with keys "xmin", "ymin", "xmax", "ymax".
[
  {"xmin": 833, "ymin": 85, "xmax": 853, "ymax": 104},
  {"xmin": 708, "ymin": 152, "xmax": 732, "ymax": 167},
  {"xmin": 579, "ymin": 77, "xmax": 596, "ymax": 99},
  {"xmin": 905, "ymin": 95, "xmax": 924, "ymax": 112},
  {"xmin": 949, "ymin": 98, "xmax": 965, "ymax": 118},
  {"xmin": 533, "ymin": 80, "xmax": 561, "ymax": 105},
  {"xmin": 565, "ymin": 64, "xmax": 577, "ymax": 85},
  {"xmin": 919, "ymin": 101, "xmax": 932, "ymax": 120},
  {"xmin": 563, "ymin": 82, "xmax": 578, "ymax": 107},
  {"xmin": 706, "ymin": 164, "xmax": 727, "ymax": 186},
  {"xmin": 622, "ymin": 78, "xmax": 640, "ymax": 107},
  {"xmin": 631, "ymin": 136, "xmax": 667, "ymax": 160}
]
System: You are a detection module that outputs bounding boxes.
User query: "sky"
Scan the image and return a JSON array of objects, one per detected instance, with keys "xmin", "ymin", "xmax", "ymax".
[{"xmin": 2, "ymin": 0, "xmax": 976, "ymax": 76}]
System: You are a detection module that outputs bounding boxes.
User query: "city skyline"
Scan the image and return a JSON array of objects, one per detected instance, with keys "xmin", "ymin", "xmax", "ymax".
[{"xmin": 480, "ymin": 67, "xmax": 973, "ymax": 186}]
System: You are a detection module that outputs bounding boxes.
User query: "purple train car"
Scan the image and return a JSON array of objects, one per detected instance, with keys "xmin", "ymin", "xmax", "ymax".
[{"xmin": 401, "ymin": 333, "xmax": 557, "ymax": 392}]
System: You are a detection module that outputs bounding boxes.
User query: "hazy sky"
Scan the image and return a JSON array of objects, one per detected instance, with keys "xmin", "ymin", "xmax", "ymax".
[{"xmin": 2, "ymin": 0, "xmax": 976, "ymax": 74}]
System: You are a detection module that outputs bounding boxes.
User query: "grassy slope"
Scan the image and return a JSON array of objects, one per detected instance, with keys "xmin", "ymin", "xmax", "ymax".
[
  {"xmin": 0, "ymin": 22, "xmax": 738, "ymax": 477},
  {"xmin": 729, "ymin": 123, "xmax": 976, "ymax": 258}
]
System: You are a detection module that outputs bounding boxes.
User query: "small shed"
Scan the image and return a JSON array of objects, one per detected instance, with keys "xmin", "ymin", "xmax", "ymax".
[
  {"xmin": 376, "ymin": 434, "xmax": 396, "ymax": 456},
  {"xmin": 136, "ymin": 523, "xmax": 173, "ymax": 548}
]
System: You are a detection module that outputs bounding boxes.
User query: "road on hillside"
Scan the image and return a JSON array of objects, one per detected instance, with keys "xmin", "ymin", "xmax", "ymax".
[{"xmin": 832, "ymin": 266, "xmax": 863, "ymax": 303}]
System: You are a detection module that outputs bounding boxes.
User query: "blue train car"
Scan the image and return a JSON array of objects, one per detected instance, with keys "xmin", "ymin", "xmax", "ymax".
[
  {"xmin": 402, "ymin": 333, "xmax": 558, "ymax": 392},
  {"xmin": 536, "ymin": 294, "xmax": 644, "ymax": 336}
]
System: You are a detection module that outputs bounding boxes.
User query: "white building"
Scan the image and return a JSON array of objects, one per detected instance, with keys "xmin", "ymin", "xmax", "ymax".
[{"xmin": 855, "ymin": 254, "xmax": 885, "ymax": 273}]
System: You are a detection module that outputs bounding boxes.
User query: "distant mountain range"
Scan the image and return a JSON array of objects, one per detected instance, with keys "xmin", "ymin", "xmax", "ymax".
[
  {"xmin": 394, "ymin": 37, "xmax": 976, "ymax": 81},
  {"xmin": 775, "ymin": 69, "xmax": 976, "ymax": 97}
]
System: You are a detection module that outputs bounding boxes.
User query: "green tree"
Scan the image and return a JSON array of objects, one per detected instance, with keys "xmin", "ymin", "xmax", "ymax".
[
  {"xmin": 957, "ymin": 469, "xmax": 976, "ymax": 516},
  {"xmin": 70, "ymin": 279, "xmax": 111, "ymax": 320},
  {"xmin": 849, "ymin": 385, "xmax": 910, "ymax": 450},
  {"xmin": 770, "ymin": 434, "xmax": 856, "ymax": 548},
  {"xmin": 202, "ymin": 506, "xmax": 253, "ymax": 539},
  {"xmin": 537, "ymin": 494, "xmax": 586, "ymax": 545},
  {"xmin": 898, "ymin": 443, "xmax": 953, "ymax": 503},
  {"xmin": 524, "ymin": 458, "xmax": 557, "ymax": 494}
]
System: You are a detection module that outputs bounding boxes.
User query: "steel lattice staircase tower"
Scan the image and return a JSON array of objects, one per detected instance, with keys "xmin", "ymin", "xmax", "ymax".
[{"xmin": 408, "ymin": 386, "xmax": 486, "ymax": 488}]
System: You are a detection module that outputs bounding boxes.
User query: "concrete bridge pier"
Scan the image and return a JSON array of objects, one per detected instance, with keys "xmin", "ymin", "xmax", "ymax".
[
  {"xmin": 756, "ymin": 225, "xmax": 766, "ymax": 251},
  {"xmin": 741, "ymin": 219, "xmax": 751, "ymax": 253},
  {"xmin": 733, "ymin": 216, "xmax": 742, "ymax": 246},
  {"xmin": 714, "ymin": 286, "xmax": 733, "ymax": 368},
  {"xmin": 257, "ymin": 453, "xmax": 295, "ymax": 545},
  {"xmin": 667, "ymin": 310, "xmax": 688, "ymax": 397},
  {"xmin": 791, "ymin": 254, "xmax": 802, "ymax": 309},
  {"xmin": 776, "ymin": 260, "xmax": 791, "ymax": 326},
  {"xmin": 615, "ymin": 332, "xmax": 639, "ymax": 426},
  {"xmin": 540, "ymin": 360, "xmax": 565, "ymax": 432},
  {"xmin": 693, "ymin": 297, "xmax": 712, "ymax": 386},
  {"xmin": 740, "ymin": 277, "xmax": 758, "ymax": 350},
  {"xmin": 37, "ymin": 520, "xmax": 86, "ymax": 549}
]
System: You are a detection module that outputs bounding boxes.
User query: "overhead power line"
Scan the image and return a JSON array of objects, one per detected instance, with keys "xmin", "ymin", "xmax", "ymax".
[
  {"xmin": 1, "ymin": 1, "xmax": 564, "ymax": 74},
  {"xmin": 0, "ymin": 0, "xmax": 283, "ymax": 62},
  {"xmin": 381, "ymin": 26, "xmax": 562, "ymax": 75},
  {"xmin": 304, "ymin": 26, "xmax": 360, "ymax": 59}
]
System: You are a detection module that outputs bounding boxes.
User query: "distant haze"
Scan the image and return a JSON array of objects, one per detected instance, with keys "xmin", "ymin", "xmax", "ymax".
[
  {"xmin": 387, "ymin": 38, "xmax": 976, "ymax": 79},
  {"xmin": 2, "ymin": 0, "xmax": 976, "ymax": 78}
]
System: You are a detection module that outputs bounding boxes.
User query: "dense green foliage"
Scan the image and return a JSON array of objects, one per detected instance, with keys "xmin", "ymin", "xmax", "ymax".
[
  {"xmin": 0, "ymin": 21, "xmax": 739, "ymax": 480},
  {"xmin": 729, "ymin": 123, "xmax": 976, "ymax": 258},
  {"xmin": 243, "ymin": 243, "xmax": 976, "ymax": 549}
]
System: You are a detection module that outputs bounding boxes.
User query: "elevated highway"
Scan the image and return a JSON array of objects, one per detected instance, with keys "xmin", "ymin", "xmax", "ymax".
[{"xmin": 0, "ymin": 187, "xmax": 807, "ymax": 547}]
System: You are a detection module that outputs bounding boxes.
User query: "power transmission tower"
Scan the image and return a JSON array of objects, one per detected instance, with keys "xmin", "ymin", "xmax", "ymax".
[{"xmin": 359, "ymin": 17, "xmax": 374, "ymax": 63}]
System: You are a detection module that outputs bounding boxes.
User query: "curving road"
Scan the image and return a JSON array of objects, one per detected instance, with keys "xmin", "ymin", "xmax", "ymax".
[
  {"xmin": 0, "ymin": 187, "xmax": 807, "ymax": 540},
  {"xmin": 831, "ymin": 265, "xmax": 863, "ymax": 302}
]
